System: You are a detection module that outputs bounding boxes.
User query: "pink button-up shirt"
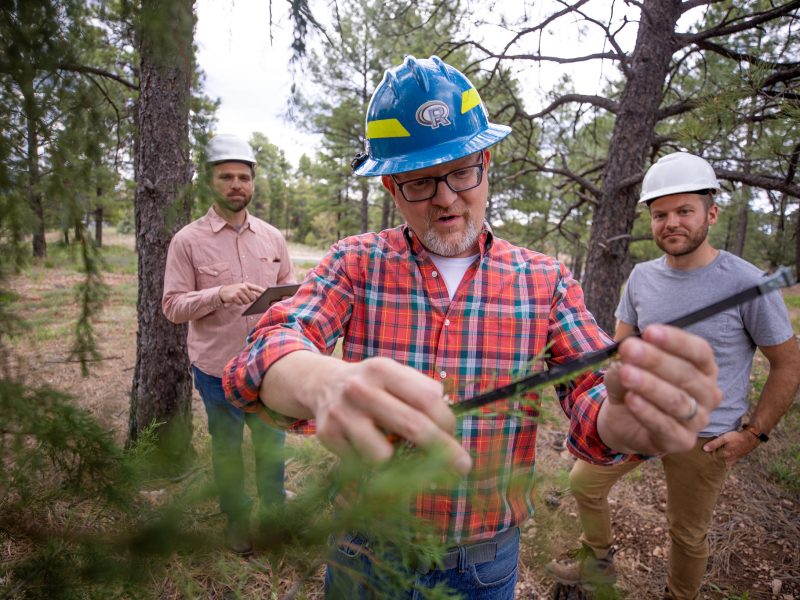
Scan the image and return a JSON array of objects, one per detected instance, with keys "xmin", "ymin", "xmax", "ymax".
[{"xmin": 163, "ymin": 205, "xmax": 295, "ymax": 377}]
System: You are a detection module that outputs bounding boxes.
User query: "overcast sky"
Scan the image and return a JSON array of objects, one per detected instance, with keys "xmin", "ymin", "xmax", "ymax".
[{"xmin": 194, "ymin": 0, "xmax": 317, "ymax": 163}]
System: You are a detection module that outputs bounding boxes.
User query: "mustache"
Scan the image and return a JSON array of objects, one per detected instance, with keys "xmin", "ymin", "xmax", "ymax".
[{"xmin": 426, "ymin": 208, "xmax": 467, "ymax": 223}]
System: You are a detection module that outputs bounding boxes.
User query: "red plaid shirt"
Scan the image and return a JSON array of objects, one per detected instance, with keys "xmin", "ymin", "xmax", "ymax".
[{"xmin": 224, "ymin": 225, "xmax": 623, "ymax": 542}]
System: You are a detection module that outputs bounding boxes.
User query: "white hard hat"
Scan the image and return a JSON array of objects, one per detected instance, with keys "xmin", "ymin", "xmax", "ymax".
[
  {"xmin": 205, "ymin": 134, "xmax": 256, "ymax": 166},
  {"xmin": 639, "ymin": 151, "xmax": 720, "ymax": 204}
]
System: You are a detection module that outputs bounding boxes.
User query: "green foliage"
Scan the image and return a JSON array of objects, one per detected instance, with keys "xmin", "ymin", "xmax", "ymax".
[
  {"xmin": 0, "ymin": 374, "xmax": 474, "ymax": 598},
  {"xmin": 250, "ymin": 132, "xmax": 298, "ymax": 236},
  {"xmin": 115, "ymin": 210, "xmax": 135, "ymax": 235},
  {"xmin": 783, "ymin": 295, "xmax": 800, "ymax": 309},
  {"xmin": 707, "ymin": 583, "xmax": 752, "ymax": 600},
  {"xmin": 656, "ymin": 1, "xmax": 800, "ymax": 268},
  {"xmin": 0, "ymin": 380, "xmax": 141, "ymax": 511},
  {"xmin": 767, "ymin": 443, "xmax": 800, "ymax": 492},
  {"xmin": 0, "ymin": 0, "xmax": 140, "ymax": 261}
]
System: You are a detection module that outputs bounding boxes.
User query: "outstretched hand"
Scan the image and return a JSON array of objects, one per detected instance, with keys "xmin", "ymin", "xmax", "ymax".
[
  {"xmin": 599, "ymin": 324, "xmax": 722, "ymax": 455},
  {"xmin": 261, "ymin": 353, "xmax": 473, "ymax": 476}
]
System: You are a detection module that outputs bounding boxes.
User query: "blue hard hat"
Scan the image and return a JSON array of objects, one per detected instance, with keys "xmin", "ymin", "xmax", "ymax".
[{"xmin": 352, "ymin": 55, "xmax": 511, "ymax": 176}]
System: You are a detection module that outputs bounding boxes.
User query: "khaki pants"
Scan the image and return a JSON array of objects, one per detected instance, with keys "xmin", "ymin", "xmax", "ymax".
[{"xmin": 569, "ymin": 438, "xmax": 728, "ymax": 600}]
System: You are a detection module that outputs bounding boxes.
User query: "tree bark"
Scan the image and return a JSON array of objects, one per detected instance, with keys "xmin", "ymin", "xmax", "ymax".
[
  {"xmin": 582, "ymin": 0, "xmax": 682, "ymax": 332},
  {"xmin": 21, "ymin": 74, "xmax": 46, "ymax": 259},
  {"xmin": 359, "ymin": 178, "xmax": 369, "ymax": 233},
  {"xmin": 732, "ymin": 188, "xmax": 749, "ymax": 257},
  {"xmin": 94, "ymin": 201, "xmax": 103, "ymax": 248},
  {"xmin": 795, "ymin": 208, "xmax": 800, "ymax": 276},
  {"xmin": 127, "ymin": 0, "xmax": 194, "ymax": 471},
  {"xmin": 381, "ymin": 194, "xmax": 392, "ymax": 231},
  {"xmin": 732, "ymin": 118, "xmax": 755, "ymax": 257}
]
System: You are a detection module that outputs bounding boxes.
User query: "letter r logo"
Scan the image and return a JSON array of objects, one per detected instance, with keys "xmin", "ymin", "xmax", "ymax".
[{"xmin": 416, "ymin": 101, "xmax": 451, "ymax": 129}]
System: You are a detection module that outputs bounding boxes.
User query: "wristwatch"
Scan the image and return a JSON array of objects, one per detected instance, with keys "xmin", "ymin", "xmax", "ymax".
[{"xmin": 743, "ymin": 424, "xmax": 769, "ymax": 443}]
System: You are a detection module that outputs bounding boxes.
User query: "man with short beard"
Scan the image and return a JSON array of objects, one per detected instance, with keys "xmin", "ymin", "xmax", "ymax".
[
  {"xmin": 163, "ymin": 134, "xmax": 295, "ymax": 555},
  {"xmin": 224, "ymin": 60, "xmax": 724, "ymax": 599},
  {"xmin": 547, "ymin": 152, "xmax": 800, "ymax": 599}
]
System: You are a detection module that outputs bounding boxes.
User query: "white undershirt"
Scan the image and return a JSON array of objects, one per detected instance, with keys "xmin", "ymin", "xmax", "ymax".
[{"xmin": 428, "ymin": 253, "xmax": 479, "ymax": 300}]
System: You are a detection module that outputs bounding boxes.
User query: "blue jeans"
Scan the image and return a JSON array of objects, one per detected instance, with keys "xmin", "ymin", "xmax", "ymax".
[
  {"xmin": 192, "ymin": 366, "xmax": 285, "ymax": 520},
  {"xmin": 325, "ymin": 529, "xmax": 520, "ymax": 599}
]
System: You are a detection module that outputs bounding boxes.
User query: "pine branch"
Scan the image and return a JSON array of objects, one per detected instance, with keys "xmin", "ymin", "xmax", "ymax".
[
  {"xmin": 521, "ymin": 93, "xmax": 620, "ymax": 120},
  {"xmin": 691, "ymin": 39, "xmax": 800, "ymax": 70},
  {"xmin": 57, "ymin": 62, "xmax": 137, "ymax": 90},
  {"xmin": 677, "ymin": 1, "xmax": 800, "ymax": 46},
  {"xmin": 716, "ymin": 169, "xmax": 800, "ymax": 198}
]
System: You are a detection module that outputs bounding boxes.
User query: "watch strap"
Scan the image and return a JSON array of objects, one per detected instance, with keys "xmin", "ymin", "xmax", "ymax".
[{"xmin": 743, "ymin": 424, "xmax": 769, "ymax": 443}]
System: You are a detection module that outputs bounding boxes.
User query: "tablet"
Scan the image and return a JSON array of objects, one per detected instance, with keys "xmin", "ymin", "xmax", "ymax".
[{"xmin": 241, "ymin": 283, "xmax": 300, "ymax": 316}]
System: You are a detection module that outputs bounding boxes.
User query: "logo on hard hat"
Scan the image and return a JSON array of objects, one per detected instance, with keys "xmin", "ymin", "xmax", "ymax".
[{"xmin": 416, "ymin": 101, "xmax": 451, "ymax": 129}]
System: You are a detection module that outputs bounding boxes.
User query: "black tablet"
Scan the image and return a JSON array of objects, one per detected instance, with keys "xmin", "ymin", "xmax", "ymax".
[{"xmin": 241, "ymin": 283, "xmax": 300, "ymax": 316}]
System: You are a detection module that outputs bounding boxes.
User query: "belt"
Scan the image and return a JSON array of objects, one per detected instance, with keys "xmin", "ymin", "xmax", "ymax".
[{"xmin": 415, "ymin": 527, "xmax": 519, "ymax": 575}]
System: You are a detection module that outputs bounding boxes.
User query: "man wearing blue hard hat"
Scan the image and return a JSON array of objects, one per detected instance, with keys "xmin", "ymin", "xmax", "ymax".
[{"xmin": 224, "ymin": 56, "xmax": 721, "ymax": 598}]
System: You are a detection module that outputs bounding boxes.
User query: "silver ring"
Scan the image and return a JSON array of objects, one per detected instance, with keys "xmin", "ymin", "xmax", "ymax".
[{"xmin": 680, "ymin": 396, "xmax": 698, "ymax": 422}]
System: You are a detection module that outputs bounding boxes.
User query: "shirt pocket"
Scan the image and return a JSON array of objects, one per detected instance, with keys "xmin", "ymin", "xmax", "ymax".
[
  {"xmin": 260, "ymin": 256, "xmax": 282, "ymax": 286},
  {"xmin": 196, "ymin": 262, "xmax": 233, "ymax": 289},
  {"xmin": 688, "ymin": 311, "xmax": 730, "ymax": 349}
]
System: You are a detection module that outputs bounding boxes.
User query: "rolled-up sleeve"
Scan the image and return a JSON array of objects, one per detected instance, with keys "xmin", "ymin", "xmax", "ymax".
[
  {"xmin": 223, "ymin": 244, "xmax": 353, "ymax": 417},
  {"xmin": 546, "ymin": 264, "xmax": 637, "ymax": 465}
]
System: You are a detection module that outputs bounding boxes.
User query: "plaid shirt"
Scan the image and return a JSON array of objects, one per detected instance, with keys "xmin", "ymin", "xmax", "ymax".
[{"xmin": 224, "ymin": 224, "xmax": 623, "ymax": 542}]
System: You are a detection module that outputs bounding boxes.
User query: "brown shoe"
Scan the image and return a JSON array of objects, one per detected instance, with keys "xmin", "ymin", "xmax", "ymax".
[
  {"xmin": 545, "ymin": 545, "xmax": 616, "ymax": 589},
  {"xmin": 225, "ymin": 518, "xmax": 253, "ymax": 556}
]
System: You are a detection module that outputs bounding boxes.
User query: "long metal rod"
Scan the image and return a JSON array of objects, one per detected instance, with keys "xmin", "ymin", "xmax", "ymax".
[{"xmin": 453, "ymin": 266, "xmax": 795, "ymax": 415}]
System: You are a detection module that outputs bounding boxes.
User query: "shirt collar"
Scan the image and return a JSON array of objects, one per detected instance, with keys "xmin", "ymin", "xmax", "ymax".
[
  {"xmin": 402, "ymin": 222, "xmax": 494, "ymax": 258},
  {"xmin": 207, "ymin": 204, "xmax": 252, "ymax": 233}
]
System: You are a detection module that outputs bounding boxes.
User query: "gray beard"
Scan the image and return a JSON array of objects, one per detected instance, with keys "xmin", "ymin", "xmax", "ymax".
[{"xmin": 421, "ymin": 218, "xmax": 481, "ymax": 257}]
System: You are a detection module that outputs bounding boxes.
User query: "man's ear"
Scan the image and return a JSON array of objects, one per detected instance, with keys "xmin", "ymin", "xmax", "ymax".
[
  {"xmin": 483, "ymin": 149, "xmax": 491, "ymax": 167},
  {"xmin": 708, "ymin": 203, "xmax": 719, "ymax": 225},
  {"xmin": 381, "ymin": 175, "xmax": 395, "ymax": 194}
]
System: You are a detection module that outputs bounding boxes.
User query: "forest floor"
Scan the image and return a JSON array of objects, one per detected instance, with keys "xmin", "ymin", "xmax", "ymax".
[{"xmin": 3, "ymin": 232, "xmax": 799, "ymax": 599}]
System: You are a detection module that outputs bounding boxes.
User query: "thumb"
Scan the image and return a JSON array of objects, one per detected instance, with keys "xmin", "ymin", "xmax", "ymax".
[{"xmin": 602, "ymin": 363, "xmax": 626, "ymax": 405}]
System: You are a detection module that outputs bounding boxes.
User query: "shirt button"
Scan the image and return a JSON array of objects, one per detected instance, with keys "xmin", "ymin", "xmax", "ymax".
[
  {"xmin": 432, "ymin": 271, "xmax": 438, "ymax": 278},
  {"xmin": 444, "ymin": 319, "xmax": 450, "ymax": 326},
  {"xmin": 440, "ymin": 370, "xmax": 447, "ymax": 379}
]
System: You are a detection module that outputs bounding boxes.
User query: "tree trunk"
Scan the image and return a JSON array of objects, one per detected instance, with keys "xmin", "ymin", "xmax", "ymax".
[
  {"xmin": 94, "ymin": 201, "xmax": 103, "ymax": 248},
  {"xmin": 732, "ymin": 119, "xmax": 755, "ymax": 257},
  {"xmin": 381, "ymin": 194, "xmax": 391, "ymax": 230},
  {"xmin": 571, "ymin": 251, "xmax": 584, "ymax": 283},
  {"xmin": 359, "ymin": 178, "xmax": 369, "ymax": 233},
  {"xmin": 582, "ymin": 0, "xmax": 682, "ymax": 333},
  {"xmin": 21, "ymin": 75, "xmax": 46, "ymax": 259},
  {"xmin": 336, "ymin": 189, "xmax": 343, "ymax": 241},
  {"xmin": 732, "ymin": 188, "xmax": 749, "ymax": 257},
  {"xmin": 127, "ymin": 0, "xmax": 194, "ymax": 471},
  {"xmin": 795, "ymin": 209, "xmax": 800, "ymax": 276}
]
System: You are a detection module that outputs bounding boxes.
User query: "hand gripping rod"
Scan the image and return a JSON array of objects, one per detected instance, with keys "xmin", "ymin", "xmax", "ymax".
[{"xmin": 453, "ymin": 266, "xmax": 796, "ymax": 415}]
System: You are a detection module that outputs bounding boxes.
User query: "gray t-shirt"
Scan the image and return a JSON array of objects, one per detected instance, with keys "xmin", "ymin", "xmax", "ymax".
[{"xmin": 615, "ymin": 251, "xmax": 793, "ymax": 436}]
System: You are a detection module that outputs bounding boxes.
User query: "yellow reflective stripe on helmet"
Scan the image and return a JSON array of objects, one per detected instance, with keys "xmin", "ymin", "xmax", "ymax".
[
  {"xmin": 367, "ymin": 119, "xmax": 410, "ymax": 139},
  {"xmin": 461, "ymin": 88, "xmax": 481, "ymax": 114}
]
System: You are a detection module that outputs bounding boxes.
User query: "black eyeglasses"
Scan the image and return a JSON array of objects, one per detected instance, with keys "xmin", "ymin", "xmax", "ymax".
[{"xmin": 391, "ymin": 157, "xmax": 485, "ymax": 202}]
